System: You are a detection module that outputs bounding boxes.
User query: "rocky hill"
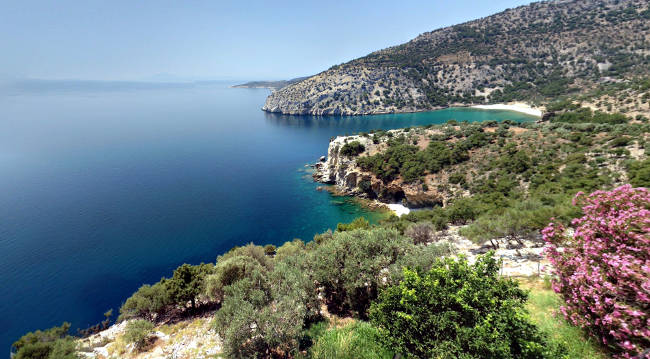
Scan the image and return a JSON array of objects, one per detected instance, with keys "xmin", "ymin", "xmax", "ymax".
[
  {"xmin": 314, "ymin": 119, "xmax": 648, "ymax": 207},
  {"xmin": 264, "ymin": 0, "xmax": 650, "ymax": 115}
]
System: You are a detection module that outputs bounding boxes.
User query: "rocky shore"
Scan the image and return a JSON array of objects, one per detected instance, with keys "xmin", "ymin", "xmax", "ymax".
[{"xmin": 312, "ymin": 129, "xmax": 458, "ymax": 208}]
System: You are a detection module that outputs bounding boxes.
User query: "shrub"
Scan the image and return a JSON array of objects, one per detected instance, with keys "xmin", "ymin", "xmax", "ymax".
[
  {"xmin": 123, "ymin": 320, "xmax": 154, "ymax": 351},
  {"xmin": 12, "ymin": 323, "xmax": 78, "ymax": 359},
  {"xmin": 404, "ymin": 222, "xmax": 436, "ymax": 244},
  {"xmin": 358, "ymin": 179, "xmax": 372, "ymax": 193},
  {"xmin": 340, "ymin": 141, "xmax": 365, "ymax": 157},
  {"xmin": 309, "ymin": 322, "xmax": 393, "ymax": 359},
  {"xmin": 166, "ymin": 263, "xmax": 212, "ymax": 309},
  {"xmin": 610, "ymin": 137, "xmax": 630, "ymax": 147},
  {"xmin": 311, "ymin": 228, "xmax": 413, "ymax": 318},
  {"xmin": 119, "ymin": 282, "xmax": 171, "ymax": 321},
  {"xmin": 543, "ymin": 185, "xmax": 650, "ymax": 358},
  {"xmin": 275, "ymin": 238, "xmax": 307, "ymax": 261},
  {"xmin": 370, "ymin": 253, "xmax": 566, "ymax": 359},
  {"xmin": 336, "ymin": 217, "xmax": 370, "ymax": 232},
  {"xmin": 204, "ymin": 255, "xmax": 264, "ymax": 302},
  {"xmin": 449, "ymin": 171, "xmax": 466, "ymax": 185},
  {"xmin": 627, "ymin": 159, "xmax": 650, "ymax": 187},
  {"xmin": 214, "ymin": 261, "xmax": 318, "ymax": 358},
  {"xmin": 446, "ymin": 197, "xmax": 481, "ymax": 224}
]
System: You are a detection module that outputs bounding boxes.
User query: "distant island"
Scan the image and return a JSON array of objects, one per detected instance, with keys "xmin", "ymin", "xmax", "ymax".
[{"xmin": 231, "ymin": 76, "xmax": 308, "ymax": 91}]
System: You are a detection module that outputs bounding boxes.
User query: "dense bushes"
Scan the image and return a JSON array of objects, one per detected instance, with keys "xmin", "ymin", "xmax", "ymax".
[
  {"xmin": 370, "ymin": 254, "xmax": 566, "ymax": 359},
  {"xmin": 547, "ymin": 106, "xmax": 628, "ymax": 124},
  {"xmin": 118, "ymin": 262, "xmax": 212, "ymax": 321},
  {"xmin": 460, "ymin": 198, "xmax": 578, "ymax": 247},
  {"xmin": 118, "ymin": 282, "xmax": 171, "ymax": 321},
  {"xmin": 204, "ymin": 253, "xmax": 265, "ymax": 303},
  {"xmin": 543, "ymin": 185, "xmax": 650, "ymax": 358},
  {"xmin": 357, "ymin": 133, "xmax": 480, "ymax": 183},
  {"xmin": 214, "ymin": 259, "xmax": 318, "ymax": 357},
  {"xmin": 311, "ymin": 228, "xmax": 413, "ymax": 318},
  {"xmin": 12, "ymin": 323, "xmax": 78, "ymax": 359},
  {"xmin": 340, "ymin": 140, "xmax": 365, "ymax": 157},
  {"xmin": 627, "ymin": 159, "xmax": 650, "ymax": 187}
]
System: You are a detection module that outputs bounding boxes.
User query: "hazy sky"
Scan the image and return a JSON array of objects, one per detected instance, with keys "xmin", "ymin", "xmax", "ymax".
[{"xmin": 1, "ymin": 0, "xmax": 533, "ymax": 81}]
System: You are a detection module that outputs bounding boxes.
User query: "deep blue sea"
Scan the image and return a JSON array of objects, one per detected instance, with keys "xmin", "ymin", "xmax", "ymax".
[{"xmin": 0, "ymin": 81, "xmax": 535, "ymax": 351}]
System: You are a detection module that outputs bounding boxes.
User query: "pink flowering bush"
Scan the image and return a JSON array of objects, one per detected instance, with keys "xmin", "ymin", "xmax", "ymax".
[{"xmin": 543, "ymin": 184, "xmax": 650, "ymax": 358}]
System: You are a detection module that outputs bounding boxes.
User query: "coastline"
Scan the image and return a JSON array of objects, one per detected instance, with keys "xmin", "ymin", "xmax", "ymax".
[
  {"xmin": 471, "ymin": 103, "xmax": 543, "ymax": 117},
  {"xmin": 262, "ymin": 102, "xmax": 544, "ymax": 117}
]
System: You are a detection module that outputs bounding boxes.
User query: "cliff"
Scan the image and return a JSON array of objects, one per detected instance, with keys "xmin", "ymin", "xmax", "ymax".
[
  {"xmin": 313, "ymin": 120, "xmax": 648, "ymax": 208},
  {"xmin": 313, "ymin": 129, "xmax": 460, "ymax": 208},
  {"xmin": 265, "ymin": 0, "xmax": 650, "ymax": 115}
]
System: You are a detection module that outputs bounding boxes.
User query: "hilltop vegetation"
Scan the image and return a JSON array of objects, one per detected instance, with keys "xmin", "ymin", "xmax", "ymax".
[{"xmin": 264, "ymin": 0, "xmax": 650, "ymax": 115}]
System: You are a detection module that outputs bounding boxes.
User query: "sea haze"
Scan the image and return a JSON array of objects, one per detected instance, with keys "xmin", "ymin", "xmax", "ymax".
[{"xmin": 0, "ymin": 81, "xmax": 535, "ymax": 350}]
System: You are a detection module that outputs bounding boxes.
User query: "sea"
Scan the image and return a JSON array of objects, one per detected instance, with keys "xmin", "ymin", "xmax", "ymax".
[{"xmin": 0, "ymin": 80, "xmax": 536, "ymax": 351}]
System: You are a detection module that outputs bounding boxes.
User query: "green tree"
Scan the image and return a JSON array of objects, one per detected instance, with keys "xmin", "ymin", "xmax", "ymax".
[
  {"xmin": 311, "ymin": 228, "xmax": 413, "ymax": 318},
  {"xmin": 370, "ymin": 254, "xmax": 566, "ymax": 359},
  {"xmin": 166, "ymin": 263, "xmax": 211, "ymax": 309}
]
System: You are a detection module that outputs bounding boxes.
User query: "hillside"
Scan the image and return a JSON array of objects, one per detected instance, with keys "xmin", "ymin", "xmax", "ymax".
[
  {"xmin": 263, "ymin": 0, "xmax": 650, "ymax": 115},
  {"xmin": 314, "ymin": 117, "xmax": 649, "ymax": 210},
  {"xmin": 14, "ymin": 114, "xmax": 648, "ymax": 359}
]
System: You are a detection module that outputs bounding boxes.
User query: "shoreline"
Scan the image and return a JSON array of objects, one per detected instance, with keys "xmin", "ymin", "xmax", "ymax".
[
  {"xmin": 471, "ymin": 103, "xmax": 542, "ymax": 117},
  {"xmin": 262, "ymin": 102, "xmax": 543, "ymax": 117},
  {"xmin": 316, "ymin": 185, "xmax": 410, "ymax": 217},
  {"xmin": 386, "ymin": 203, "xmax": 410, "ymax": 217}
]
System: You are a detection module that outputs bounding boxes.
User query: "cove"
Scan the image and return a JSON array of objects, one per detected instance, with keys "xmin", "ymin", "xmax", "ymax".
[{"xmin": 0, "ymin": 81, "xmax": 536, "ymax": 350}]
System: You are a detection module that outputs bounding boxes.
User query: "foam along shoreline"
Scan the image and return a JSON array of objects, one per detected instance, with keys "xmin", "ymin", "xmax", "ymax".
[
  {"xmin": 387, "ymin": 203, "xmax": 410, "ymax": 217},
  {"xmin": 471, "ymin": 103, "xmax": 542, "ymax": 117}
]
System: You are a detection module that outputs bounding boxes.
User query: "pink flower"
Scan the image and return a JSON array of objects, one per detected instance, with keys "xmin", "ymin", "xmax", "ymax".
[{"xmin": 544, "ymin": 185, "xmax": 650, "ymax": 359}]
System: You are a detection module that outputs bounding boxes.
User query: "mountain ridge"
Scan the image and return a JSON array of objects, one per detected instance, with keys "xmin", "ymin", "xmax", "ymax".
[{"xmin": 263, "ymin": 0, "xmax": 650, "ymax": 116}]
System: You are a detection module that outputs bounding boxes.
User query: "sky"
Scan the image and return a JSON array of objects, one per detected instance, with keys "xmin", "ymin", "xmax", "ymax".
[{"xmin": 0, "ymin": 0, "xmax": 534, "ymax": 82}]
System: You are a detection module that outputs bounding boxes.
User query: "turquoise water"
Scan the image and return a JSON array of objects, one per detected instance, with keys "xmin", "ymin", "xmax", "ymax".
[{"xmin": 0, "ymin": 81, "xmax": 535, "ymax": 351}]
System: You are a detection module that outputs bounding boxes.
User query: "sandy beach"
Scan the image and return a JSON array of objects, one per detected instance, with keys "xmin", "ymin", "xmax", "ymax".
[
  {"xmin": 472, "ymin": 103, "xmax": 542, "ymax": 117},
  {"xmin": 387, "ymin": 203, "xmax": 410, "ymax": 217}
]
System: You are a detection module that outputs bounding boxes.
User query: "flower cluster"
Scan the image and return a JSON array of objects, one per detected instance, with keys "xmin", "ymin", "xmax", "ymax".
[{"xmin": 543, "ymin": 185, "xmax": 650, "ymax": 358}]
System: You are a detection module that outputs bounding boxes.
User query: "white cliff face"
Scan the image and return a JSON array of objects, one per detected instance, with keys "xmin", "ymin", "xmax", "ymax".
[
  {"xmin": 313, "ymin": 130, "xmax": 447, "ymax": 207},
  {"xmin": 313, "ymin": 135, "xmax": 374, "ymax": 190}
]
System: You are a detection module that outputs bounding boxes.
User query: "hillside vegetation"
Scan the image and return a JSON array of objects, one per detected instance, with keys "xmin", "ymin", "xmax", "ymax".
[
  {"xmin": 264, "ymin": 0, "xmax": 650, "ymax": 115},
  {"xmin": 14, "ymin": 110, "xmax": 648, "ymax": 358}
]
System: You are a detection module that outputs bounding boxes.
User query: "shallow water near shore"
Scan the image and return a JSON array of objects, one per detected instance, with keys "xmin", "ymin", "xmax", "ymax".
[{"xmin": 0, "ymin": 82, "xmax": 536, "ymax": 350}]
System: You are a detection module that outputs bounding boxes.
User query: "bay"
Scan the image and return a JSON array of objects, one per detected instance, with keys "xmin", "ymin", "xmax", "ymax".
[{"xmin": 0, "ymin": 81, "xmax": 535, "ymax": 351}]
